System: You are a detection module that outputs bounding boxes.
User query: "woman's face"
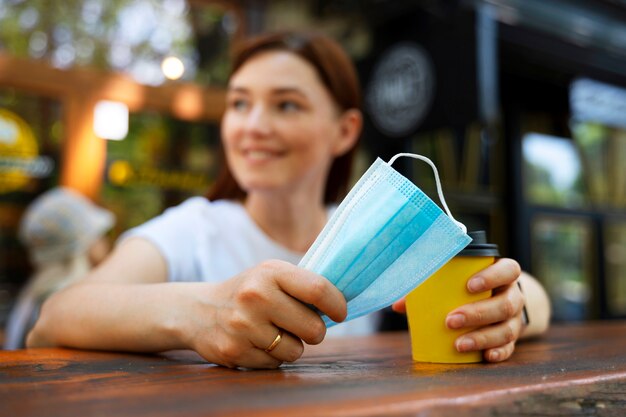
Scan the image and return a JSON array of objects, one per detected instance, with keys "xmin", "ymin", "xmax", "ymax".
[{"xmin": 221, "ymin": 50, "xmax": 353, "ymax": 199}]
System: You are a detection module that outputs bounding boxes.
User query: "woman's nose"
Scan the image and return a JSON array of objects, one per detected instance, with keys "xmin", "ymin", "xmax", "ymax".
[{"xmin": 245, "ymin": 105, "xmax": 272, "ymax": 136}]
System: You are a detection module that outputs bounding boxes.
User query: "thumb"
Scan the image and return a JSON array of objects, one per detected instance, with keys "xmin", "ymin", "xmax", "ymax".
[{"xmin": 391, "ymin": 297, "xmax": 407, "ymax": 314}]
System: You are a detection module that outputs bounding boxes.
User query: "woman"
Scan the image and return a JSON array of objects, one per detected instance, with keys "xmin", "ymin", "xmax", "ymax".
[
  {"xmin": 5, "ymin": 187, "xmax": 114, "ymax": 349},
  {"xmin": 28, "ymin": 31, "xmax": 549, "ymax": 368}
]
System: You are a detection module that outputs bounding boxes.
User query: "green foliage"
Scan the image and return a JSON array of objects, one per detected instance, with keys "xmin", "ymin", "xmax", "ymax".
[{"xmin": 0, "ymin": 0, "xmax": 232, "ymax": 86}]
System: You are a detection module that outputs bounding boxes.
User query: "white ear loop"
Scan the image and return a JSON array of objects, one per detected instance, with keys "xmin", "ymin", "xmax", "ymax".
[{"xmin": 388, "ymin": 153, "xmax": 467, "ymax": 233}]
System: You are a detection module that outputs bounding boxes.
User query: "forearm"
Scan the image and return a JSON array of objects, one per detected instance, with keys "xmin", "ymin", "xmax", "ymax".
[
  {"xmin": 27, "ymin": 282, "xmax": 209, "ymax": 352},
  {"xmin": 519, "ymin": 271, "xmax": 551, "ymax": 339}
]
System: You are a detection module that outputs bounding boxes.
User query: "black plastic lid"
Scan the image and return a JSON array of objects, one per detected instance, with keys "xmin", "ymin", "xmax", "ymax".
[{"xmin": 458, "ymin": 230, "xmax": 500, "ymax": 257}]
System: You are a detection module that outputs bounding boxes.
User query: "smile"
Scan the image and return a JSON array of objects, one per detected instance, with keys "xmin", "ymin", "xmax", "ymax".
[{"xmin": 243, "ymin": 149, "xmax": 284, "ymax": 161}]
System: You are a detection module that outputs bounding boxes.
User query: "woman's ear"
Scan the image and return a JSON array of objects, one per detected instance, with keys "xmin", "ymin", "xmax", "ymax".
[{"xmin": 332, "ymin": 109, "xmax": 363, "ymax": 157}]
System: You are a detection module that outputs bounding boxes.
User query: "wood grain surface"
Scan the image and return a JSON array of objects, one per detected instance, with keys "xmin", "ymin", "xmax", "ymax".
[{"xmin": 1, "ymin": 321, "xmax": 625, "ymax": 417}]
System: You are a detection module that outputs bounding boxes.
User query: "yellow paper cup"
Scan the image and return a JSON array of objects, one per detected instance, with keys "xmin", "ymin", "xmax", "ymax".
[{"xmin": 406, "ymin": 231, "xmax": 498, "ymax": 363}]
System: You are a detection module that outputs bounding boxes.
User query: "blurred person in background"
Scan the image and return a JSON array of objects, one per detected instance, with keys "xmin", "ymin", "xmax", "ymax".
[
  {"xmin": 3, "ymin": 187, "xmax": 114, "ymax": 349},
  {"xmin": 27, "ymin": 31, "xmax": 550, "ymax": 368}
]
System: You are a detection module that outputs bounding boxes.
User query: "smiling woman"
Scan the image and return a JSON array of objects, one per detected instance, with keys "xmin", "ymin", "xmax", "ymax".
[
  {"xmin": 27, "ymin": 31, "xmax": 545, "ymax": 369},
  {"xmin": 209, "ymin": 32, "xmax": 362, "ymax": 205},
  {"xmin": 28, "ymin": 32, "xmax": 366, "ymax": 369},
  {"xmin": 219, "ymin": 50, "xmax": 360, "ymax": 232}
]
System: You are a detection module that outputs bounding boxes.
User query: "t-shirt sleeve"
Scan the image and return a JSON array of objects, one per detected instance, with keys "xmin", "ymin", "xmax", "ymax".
[{"xmin": 118, "ymin": 197, "xmax": 212, "ymax": 282}]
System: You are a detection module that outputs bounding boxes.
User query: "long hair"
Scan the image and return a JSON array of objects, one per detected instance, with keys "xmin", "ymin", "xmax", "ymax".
[{"xmin": 207, "ymin": 31, "xmax": 362, "ymax": 204}]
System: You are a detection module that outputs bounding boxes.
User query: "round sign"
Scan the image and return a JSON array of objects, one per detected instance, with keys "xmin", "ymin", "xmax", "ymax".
[
  {"xmin": 365, "ymin": 43, "xmax": 435, "ymax": 137},
  {"xmin": 0, "ymin": 108, "xmax": 40, "ymax": 193}
]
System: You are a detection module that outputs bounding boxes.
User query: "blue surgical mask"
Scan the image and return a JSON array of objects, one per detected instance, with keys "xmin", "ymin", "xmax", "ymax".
[{"xmin": 299, "ymin": 153, "xmax": 471, "ymax": 326}]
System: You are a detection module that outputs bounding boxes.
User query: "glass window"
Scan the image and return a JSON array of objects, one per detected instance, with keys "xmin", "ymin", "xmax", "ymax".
[
  {"xmin": 570, "ymin": 78, "xmax": 626, "ymax": 209},
  {"xmin": 410, "ymin": 127, "xmax": 457, "ymax": 193},
  {"xmin": 0, "ymin": 88, "xmax": 63, "ymax": 323},
  {"xmin": 605, "ymin": 220, "xmax": 626, "ymax": 316},
  {"xmin": 409, "ymin": 123, "xmax": 502, "ymax": 240},
  {"xmin": 522, "ymin": 133, "xmax": 586, "ymax": 208},
  {"xmin": 531, "ymin": 215, "xmax": 595, "ymax": 321},
  {"xmin": 102, "ymin": 111, "xmax": 220, "ymax": 237},
  {"xmin": 571, "ymin": 122, "xmax": 626, "ymax": 209},
  {"xmin": 410, "ymin": 123, "xmax": 499, "ymax": 193}
]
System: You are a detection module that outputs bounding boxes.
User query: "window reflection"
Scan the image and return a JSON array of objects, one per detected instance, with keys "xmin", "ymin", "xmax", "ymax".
[
  {"xmin": 531, "ymin": 216, "xmax": 594, "ymax": 321},
  {"xmin": 522, "ymin": 133, "xmax": 585, "ymax": 208},
  {"xmin": 570, "ymin": 78, "xmax": 626, "ymax": 209},
  {"xmin": 102, "ymin": 111, "xmax": 220, "ymax": 237},
  {"xmin": 571, "ymin": 122, "xmax": 626, "ymax": 209},
  {"xmin": 0, "ymin": 88, "xmax": 63, "ymax": 324},
  {"xmin": 606, "ymin": 221, "xmax": 626, "ymax": 316}
]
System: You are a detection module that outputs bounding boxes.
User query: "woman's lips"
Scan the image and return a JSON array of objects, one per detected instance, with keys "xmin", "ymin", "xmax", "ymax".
[{"xmin": 242, "ymin": 149, "xmax": 284, "ymax": 162}]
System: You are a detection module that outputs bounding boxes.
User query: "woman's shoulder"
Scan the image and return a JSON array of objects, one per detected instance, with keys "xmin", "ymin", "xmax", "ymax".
[
  {"xmin": 164, "ymin": 196, "xmax": 211, "ymax": 215},
  {"xmin": 165, "ymin": 197, "xmax": 240, "ymax": 216},
  {"xmin": 150, "ymin": 197, "xmax": 229, "ymax": 222},
  {"xmin": 133, "ymin": 197, "xmax": 245, "ymax": 235}
]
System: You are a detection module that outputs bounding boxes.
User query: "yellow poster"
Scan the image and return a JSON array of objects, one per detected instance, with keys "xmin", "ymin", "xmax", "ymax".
[{"xmin": 0, "ymin": 108, "xmax": 53, "ymax": 193}]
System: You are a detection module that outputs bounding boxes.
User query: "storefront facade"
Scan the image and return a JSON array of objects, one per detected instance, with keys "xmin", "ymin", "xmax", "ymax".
[
  {"xmin": 0, "ymin": 0, "xmax": 625, "ymax": 329},
  {"xmin": 356, "ymin": 0, "xmax": 626, "ymax": 322}
]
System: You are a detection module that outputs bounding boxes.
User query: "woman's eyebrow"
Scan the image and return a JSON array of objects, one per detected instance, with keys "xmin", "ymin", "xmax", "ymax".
[
  {"xmin": 226, "ymin": 86, "xmax": 249, "ymax": 94},
  {"xmin": 272, "ymin": 87, "xmax": 309, "ymax": 99},
  {"xmin": 227, "ymin": 85, "xmax": 309, "ymax": 99}
]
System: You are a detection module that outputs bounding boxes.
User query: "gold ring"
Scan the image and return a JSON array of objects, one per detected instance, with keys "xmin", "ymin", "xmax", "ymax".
[{"xmin": 264, "ymin": 329, "xmax": 283, "ymax": 353}]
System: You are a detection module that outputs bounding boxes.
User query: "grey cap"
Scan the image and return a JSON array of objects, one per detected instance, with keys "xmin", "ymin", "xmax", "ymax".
[{"xmin": 18, "ymin": 187, "xmax": 115, "ymax": 266}]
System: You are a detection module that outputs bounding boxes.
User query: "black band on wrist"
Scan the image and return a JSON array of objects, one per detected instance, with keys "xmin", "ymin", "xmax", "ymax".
[{"xmin": 517, "ymin": 280, "xmax": 530, "ymax": 326}]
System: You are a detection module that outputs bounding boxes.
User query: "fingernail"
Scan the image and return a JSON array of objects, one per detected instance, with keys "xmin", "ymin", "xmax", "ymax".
[
  {"xmin": 489, "ymin": 350, "xmax": 501, "ymax": 362},
  {"xmin": 446, "ymin": 313, "xmax": 466, "ymax": 329},
  {"xmin": 456, "ymin": 337, "xmax": 475, "ymax": 352},
  {"xmin": 468, "ymin": 277, "xmax": 485, "ymax": 292}
]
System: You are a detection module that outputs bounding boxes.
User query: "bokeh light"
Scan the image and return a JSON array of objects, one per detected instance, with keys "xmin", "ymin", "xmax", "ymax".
[{"xmin": 161, "ymin": 56, "xmax": 185, "ymax": 80}]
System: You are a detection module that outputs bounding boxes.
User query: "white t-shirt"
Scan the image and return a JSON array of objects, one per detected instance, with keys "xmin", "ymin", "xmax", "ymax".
[{"xmin": 122, "ymin": 198, "xmax": 379, "ymax": 337}]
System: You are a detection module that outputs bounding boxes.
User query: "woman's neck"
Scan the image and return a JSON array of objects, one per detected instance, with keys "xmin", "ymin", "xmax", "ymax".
[{"xmin": 244, "ymin": 192, "xmax": 328, "ymax": 253}]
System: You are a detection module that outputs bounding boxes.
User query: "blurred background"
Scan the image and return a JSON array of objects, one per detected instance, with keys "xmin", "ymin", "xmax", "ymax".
[{"xmin": 0, "ymin": 0, "xmax": 625, "ymax": 338}]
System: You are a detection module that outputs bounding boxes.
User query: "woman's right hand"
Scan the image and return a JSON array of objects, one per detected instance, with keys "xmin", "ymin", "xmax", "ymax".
[{"xmin": 185, "ymin": 259, "xmax": 347, "ymax": 369}]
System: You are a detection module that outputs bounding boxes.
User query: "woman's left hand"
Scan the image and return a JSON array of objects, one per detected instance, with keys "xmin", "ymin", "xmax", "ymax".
[{"xmin": 392, "ymin": 258, "xmax": 525, "ymax": 363}]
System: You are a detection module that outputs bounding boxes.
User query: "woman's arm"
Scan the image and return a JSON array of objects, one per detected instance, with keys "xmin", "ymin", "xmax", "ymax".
[
  {"xmin": 27, "ymin": 238, "xmax": 347, "ymax": 369},
  {"xmin": 26, "ymin": 238, "xmax": 187, "ymax": 351},
  {"xmin": 518, "ymin": 271, "xmax": 551, "ymax": 339}
]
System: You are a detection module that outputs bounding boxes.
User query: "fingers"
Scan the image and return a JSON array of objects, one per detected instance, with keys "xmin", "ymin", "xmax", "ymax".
[
  {"xmin": 266, "ymin": 293, "xmax": 328, "ymax": 345},
  {"xmin": 392, "ymin": 297, "xmax": 406, "ymax": 314},
  {"xmin": 205, "ymin": 260, "xmax": 345, "ymax": 369},
  {"xmin": 245, "ymin": 285, "xmax": 325, "ymax": 346},
  {"xmin": 230, "ymin": 350, "xmax": 284, "ymax": 369},
  {"xmin": 483, "ymin": 341, "xmax": 515, "ymax": 362},
  {"xmin": 446, "ymin": 283, "xmax": 525, "ymax": 329},
  {"xmin": 208, "ymin": 317, "xmax": 304, "ymax": 368},
  {"xmin": 203, "ymin": 260, "xmax": 347, "ymax": 369},
  {"xmin": 235, "ymin": 351, "xmax": 284, "ymax": 369},
  {"xmin": 209, "ymin": 334, "xmax": 284, "ymax": 369},
  {"xmin": 466, "ymin": 258, "xmax": 521, "ymax": 294},
  {"xmin": 255, "ymin": 328, "xmax": 304, "ymax": 363},
  {"xmin": 234, "ymin": 260, "xmax": 344, "ymax": 344},
  {"xmin": 445, "ymin": 259, "xmax": 525, "ymax": 363},
  {"xmin": 264, "ymin": 260, "xmax": 347, "ymax": 323},
  {"xmin": 455, "ymin": 316, "xmax": 523, "ymax": 360},
  {"xmin": 484, "ymin": 341, "xmax": 516, "ymax": 363}
]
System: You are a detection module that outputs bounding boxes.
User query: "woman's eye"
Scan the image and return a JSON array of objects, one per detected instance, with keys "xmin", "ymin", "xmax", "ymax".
[
  {"xmin": 229, "ymin": 99, "xmax": 248, "ymax": 111},
  {"xmin": 278, "ymin": 101, "xmax": 301, "ymax": 112}
]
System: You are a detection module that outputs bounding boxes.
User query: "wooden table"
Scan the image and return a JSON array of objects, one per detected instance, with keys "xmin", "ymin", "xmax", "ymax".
[{"xmin": 1, "ymin": 321, "xmax": 626, "ymax": 417}]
